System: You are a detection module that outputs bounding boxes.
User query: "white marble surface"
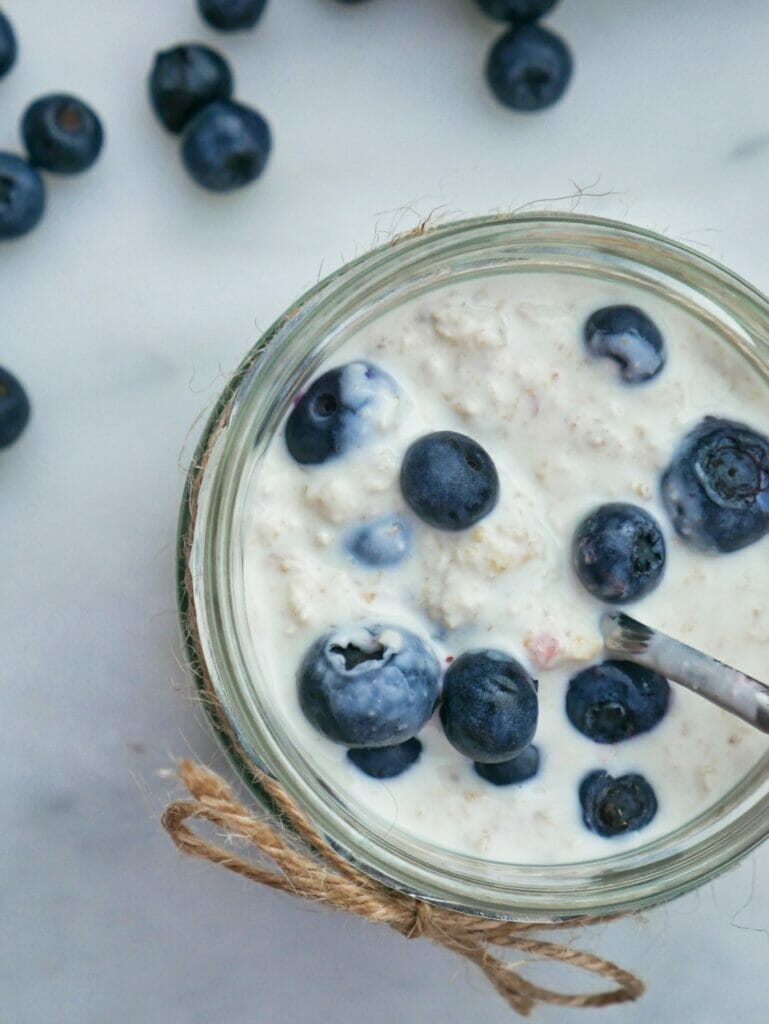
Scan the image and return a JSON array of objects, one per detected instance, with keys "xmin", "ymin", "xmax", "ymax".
[{"xmin": 3, "ymin": 1, "xmax": 769, "ymax": 1021}]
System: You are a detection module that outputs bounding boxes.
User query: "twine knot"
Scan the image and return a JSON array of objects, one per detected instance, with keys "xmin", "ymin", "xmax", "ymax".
[
  {"xmin": 161, "ymin": 759, "xmax": 644, "ymax": 1017},
  {"xmin": 404, "ymin": 899, "xmax": 433, "ymax": 939}
]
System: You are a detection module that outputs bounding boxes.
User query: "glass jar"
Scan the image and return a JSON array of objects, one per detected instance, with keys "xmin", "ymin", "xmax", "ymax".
[{"xmin": 178, "ymin": 212, "xmax": 769, "ymax": 922}]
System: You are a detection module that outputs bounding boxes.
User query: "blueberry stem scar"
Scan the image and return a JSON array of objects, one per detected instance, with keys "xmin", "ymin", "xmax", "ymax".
[{"xmin": 601, "ymin": 612, "xmax": 769, "ymax": 734}]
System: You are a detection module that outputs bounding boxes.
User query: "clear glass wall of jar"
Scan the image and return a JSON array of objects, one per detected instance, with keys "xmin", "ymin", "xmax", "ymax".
[{"xmin": 178, "ymin": 213, "xmax": 769, "ymax": 921}]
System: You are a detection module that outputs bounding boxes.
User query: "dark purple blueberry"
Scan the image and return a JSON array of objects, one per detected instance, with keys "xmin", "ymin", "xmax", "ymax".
[
  {"xmin": 584, "ymin": 305, "xmax": 666, "ymax": 384},
  {"xmin": 197, "ymin": 0, "xmax": 267, "ymax": 31},
  {"xmin": 486, "ymin": 23, "xmax": 572, "ymax": 112},
  {"xmin": 440, "ymin": 649, "xmax": 538, "ymax": 763},
  {"xmin": 180, "ymin": 100, "xmax": 271, "ymax": 192},
  {"xmin": 285, "ymin": 361, "xmax": 398, "ymax": 466},
  {"xmin": 661, "ymin": 416, "xmax": 769, "ymax": 553},
  {"xmin": 0, "ymin": 11, "xmax": 17, "ymax": 78},
  {"xmin": 149, "ymin": 44, "xmax": 234, "ymax": 134},
  {"xmin": 22, "ymin": 94, "xmax": 104, "ymax": 174},
  {"xmin": 474, "ymin": 744, "xmax": 540, "ymax": 786},
  {"xmin": 0, "ymin": 367, "xmax": 31, "ymax": 447},
  {"xmin": 476, "ymin": 0, "xmax": 559, "ymax": 21},
  {"xmin": 298, "ymin": 624, "xmax": 440, "ymax": 748},
  {"xmin": 572, "ymin": 503, "xmax": 666, "ymax": 604},
  {"xmin": 400, "ymin": 431, "xmax": 499, "ymax": 531},
  {"xmin": 0, "ymin": 153, "xmax": 45, "ymax": 240},
  {"xmin": 566, "ymin": 661, "xmax": 670, "ymax": 744},
  {"xmin": 580, "ymin": 770, "xmax": 657, "ymax": 837},
  {"xmin": 347, "ymin": 738, "xmax": 422, "ymax": 779}
]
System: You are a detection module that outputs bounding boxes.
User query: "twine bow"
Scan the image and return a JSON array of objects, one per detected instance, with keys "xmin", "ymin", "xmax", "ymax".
[{"xmin": 162, "ymin": 760, "xmax": 644, "ymax": 1017}]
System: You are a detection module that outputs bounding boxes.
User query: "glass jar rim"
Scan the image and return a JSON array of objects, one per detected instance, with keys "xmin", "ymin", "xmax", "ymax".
[{"xmin": 179, "ymin": 211, "xmax": 769, "ymax": 921}]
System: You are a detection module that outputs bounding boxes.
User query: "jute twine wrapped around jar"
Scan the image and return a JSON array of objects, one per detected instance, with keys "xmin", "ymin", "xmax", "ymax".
[{"xmin": 165, "ymin": 349, "xmax": 646, "ymax": 1019}]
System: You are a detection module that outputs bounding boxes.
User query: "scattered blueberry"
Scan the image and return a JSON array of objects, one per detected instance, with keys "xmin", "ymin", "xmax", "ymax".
[
  {"xmin": 486, "ymin": 23, "xmax": 572, "ymax": 112},
  {"xmin": 661, "ymin": 416, "xmax": 769, "ymax": 553},
  {"xmin": 346, "ymin": 514, "xmax": 412, "ymax": 568},
  {"xmin": 21, "ymin": 94, "xmax": 104, "ymax": 174},
  {"xmin": 400, "ymin": 431, "xmax": 499, "ymax": 531},
  {"xmin": 285, "ymin": 361, "xmax": 398, "ymax": 466},
  {"xmin": 0, "ymin": 10, "xmax": 17, "ymax": 78},
  {"xmin": 584, "ymin": 305, "xmax": 666, "ymax": 384},
  {"xmin": 476, "ymin": 0, "xmax": 559, "ymax": 21},
  {"xmin": 347, "ymin": 738, "xmax": 422, "ymax": 779},
  {"xmin": 474, "ymin": 744, "xmax": 540, "ymax": 786},
  {"xmin": 0, "ymin": 367, "xmax": 31, "ymax": 448},
  {"xmin": 566, "ymin": 660, "xmax": 670, "ymax": 744},
  {"xmin": 572, "ymin": 503, "xmax": 666, "ymax": 604},
  {"xmin": 580, "ymin": 770, "xmax": 658, "ymax": 838},
  {"xmin": 298, "ymin": 623, "xmax": 441, "ymax": 747},
  {"xmin": 0, "ymin": 153, "xmax": 45, "ymax": 240},
  {"xmin": 181, "ymin": 100, "xmax": 271, "ymax": 192},
  {"xmin": 149, "ymin": 44, "xmax": 234, "ymax": 134},
  {"xmin": 440, "ymin": 649, "xmax": 538, "ymax": 763},
  {"xmin": 197, "ymin": 0, "xmax": 267, "ymax": 31}
]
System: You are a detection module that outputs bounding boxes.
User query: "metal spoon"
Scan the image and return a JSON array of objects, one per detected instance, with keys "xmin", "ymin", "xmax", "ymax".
[{"xmin": 600, "ymin": 611, "xmax": 769, "ymax": 735}]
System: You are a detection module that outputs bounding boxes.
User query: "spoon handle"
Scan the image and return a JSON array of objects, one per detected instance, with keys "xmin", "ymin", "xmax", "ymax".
[{"xmin": 601, "ymin": 612, "xmax": 769, "ymax": 735}]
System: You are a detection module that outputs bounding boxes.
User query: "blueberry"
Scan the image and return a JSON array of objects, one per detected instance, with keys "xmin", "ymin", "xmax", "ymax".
[
  {"xmin": 400, "ymin": 431, "xmax": 499, "ymax": 531},
  {"xmin": 584, "ymin": 305, "xmax": 665, "ymax": 384},
  {"xmin": 476, "ymin": 0, "xmax": 559, "ymax": 21},
  {"xmin": 181, "ymin": 100, "xmax": 271, "ymax": 192},
  {"xmin": 486, "ymin": 24, "xmax": 572, "ymax": 112},
  {"xmin": 298, "ymin": 624, "xmax": 440, "ymax": 748},
  {"xmin": 0, "ymin": 367, "xmax": 31, "ymax": 448},
  {"xmin": 0, "ymin": 153, "xmax": 45, "ymax": 240},
  {"xmin": 440, "ymin": 649, "xmax": 538, "ymax": 763},
  {"xmin": 0, "ymin": 11, "xmax": 17, "ymax": 78},
  {"xmin": 580, "ymin": 770, "xmax": 657, "ymax": 838},
  {"xmin": 285, "ymin": 361, "xmax": 398, "ymax": 466},
  {"xmin": 347, "ymin": 738, "xmax": 422, "ymax": 779},
  {"xmin": 197, "ymin": 0, "xmax": 267, "ymax": 30},
  {"xmin": 474, "ymin": 744, "xmax": 540, "ymax": 786},
  {"xmin": 21, "ymin": 94, "xmax": 104, "ymax": 175},
  {"xmin": 345, "ymin": 514, "xmax": 412, "ymax": 568},
  {"xmin": 572, "ymin": 503, "xmax": 666, "ymax": 604},
  {"xmin": 566, "ymin": 660, "xmax": 670, "ymax": 744},
  {"xmin": 149, "ymin": 45, "xmax": 234, "ymax": 134},
  {"xmin": 661, "ymin": 416, "xmax": 769, "ymax": 553}
]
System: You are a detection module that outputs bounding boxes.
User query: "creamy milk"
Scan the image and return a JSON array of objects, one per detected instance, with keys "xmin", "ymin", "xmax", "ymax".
[{"xmin": 239, "ymin": 272, "xmax": 769, "ymax": 864}]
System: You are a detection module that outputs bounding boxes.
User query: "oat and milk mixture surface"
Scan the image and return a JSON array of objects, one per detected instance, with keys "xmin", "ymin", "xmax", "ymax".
[{"xmin": 240, "ymin": 272, "xmax": 769, "ymax": 864}]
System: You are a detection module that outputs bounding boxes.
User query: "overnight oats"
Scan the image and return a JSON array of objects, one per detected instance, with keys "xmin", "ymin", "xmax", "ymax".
[{"xmin": 182, "ymin": 215, "xmax": 769, "ymax": 916}]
